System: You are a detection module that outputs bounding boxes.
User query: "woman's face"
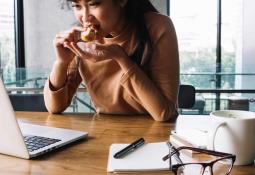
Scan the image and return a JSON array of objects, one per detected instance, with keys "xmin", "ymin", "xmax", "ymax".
[{"xmin": 71, "ymin": 0, "xmax": 127, "ymax": 37}]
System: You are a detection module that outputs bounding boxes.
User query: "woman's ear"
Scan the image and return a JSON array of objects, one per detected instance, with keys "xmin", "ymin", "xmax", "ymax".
[{"xmin": 118, "ymin": 0, "xmax": 128, "ymax": 8}]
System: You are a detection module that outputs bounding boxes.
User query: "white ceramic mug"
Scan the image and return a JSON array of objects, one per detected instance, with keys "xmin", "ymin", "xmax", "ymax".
[{"xmin": 208, "ymin": 110, "xmax": 255, "ymax": 165}]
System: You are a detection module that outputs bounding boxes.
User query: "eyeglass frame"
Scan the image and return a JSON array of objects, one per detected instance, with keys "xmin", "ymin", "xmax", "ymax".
[{"xmin": 162, "ymin": 146, "xmax": 236, "ymax": 175}]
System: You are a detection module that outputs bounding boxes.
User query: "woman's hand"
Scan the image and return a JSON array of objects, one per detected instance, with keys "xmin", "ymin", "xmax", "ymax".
[
  {"xmin": 68, "ymin": 42, "xmax": 134, "ymax": 71},
  {"xmin": 53, "ymin": 26, "xmax": 84, "ymax": 67}
]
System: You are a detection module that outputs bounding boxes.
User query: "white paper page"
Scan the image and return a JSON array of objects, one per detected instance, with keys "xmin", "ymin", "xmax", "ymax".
[
  {"xmin": 175, "ymin": 129, "xmax": 208, "ymax": 148},
  {"xmin": 176, "ymin": 115, "xmax": 211, "ymax": 132},
  {"xmin": 175, "ymin": 115, "xmax": 211, "ymax": 148},
  {"xmin": 107, "ymin": 142, "xmax": 177, "ymax": 172}
]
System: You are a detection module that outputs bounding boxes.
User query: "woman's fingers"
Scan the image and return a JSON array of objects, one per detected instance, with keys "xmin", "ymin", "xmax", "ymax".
[
  {"xmin": 63, "ymin": 42, "xmax": 79, "ymax": 56},
  {"xmin": 65, "ymin": 41, "xmax": 119, "ymax": 62},
  {"xmin": 70, "ymin": 26, "xmax": 85, "ymax": 32},
  {"xmin": 70, "ymin": 26, "xmax": 86, "ymax": 41},
  {"xmin": 69, "ymin": 42, "xmax": 104, "ymax": 61},
  {"xmin": 85, "ymin": 43, "xmax": 108, "ymax": 57},
  {"xmin": 56, "ymin": 26, "xmax": 85, "ymax": 44},
  {"xmin": 54, "ymin": 35, "xmax": 70, "ymax": 46},
  {"xmin": 70, "ymin": 42, "xmax": 88, "ymax": 57},
  {"xmin": 64, "ymin": 42, "xmax": 90, "ymax": 58}
]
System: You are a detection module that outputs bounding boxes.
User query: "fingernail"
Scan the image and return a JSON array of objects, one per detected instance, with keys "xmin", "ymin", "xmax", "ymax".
[{"xmin": 92, "ymin": 44, "xmax": 96, "ymax": 49}]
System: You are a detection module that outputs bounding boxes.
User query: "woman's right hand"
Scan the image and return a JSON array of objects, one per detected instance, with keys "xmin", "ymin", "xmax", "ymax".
[{"xmin": 53, "ymin": 26, "xmax": 84, "ymax": 67}]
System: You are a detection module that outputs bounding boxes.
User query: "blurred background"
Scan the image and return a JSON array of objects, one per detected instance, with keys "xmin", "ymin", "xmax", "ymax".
[{"xmin": 0, "ymin": 0, "xmax": 254, "ymax": 114}]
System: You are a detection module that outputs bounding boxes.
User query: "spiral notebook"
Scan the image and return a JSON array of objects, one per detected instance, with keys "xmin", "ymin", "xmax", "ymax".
[{"xmin": 107, "ymin": 142, "xmax": 177, "ymax": 172}]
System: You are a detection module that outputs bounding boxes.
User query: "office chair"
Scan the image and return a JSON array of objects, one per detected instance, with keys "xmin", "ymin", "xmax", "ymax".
[
  {"xmin": 9, "ymin": 94, "xmax": 47, "ymax": 112},
  {"xmin": 178, "ymin": 84, "xmax": 196, "ymax": 108}
]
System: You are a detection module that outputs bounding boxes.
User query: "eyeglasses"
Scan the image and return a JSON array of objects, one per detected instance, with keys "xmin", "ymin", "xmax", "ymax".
[{"xmin": 162, "ymin": 144, "xmax": 236, "ymax": 175}]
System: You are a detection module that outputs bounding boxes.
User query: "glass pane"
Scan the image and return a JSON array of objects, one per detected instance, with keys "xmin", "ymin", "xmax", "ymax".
[
  {"xmin": 221, "ymin": 0, "xmax": 242, "ymax": 89},
  {"xmin": 23, "ymin": 0, "xmax": 76, "ymax": 69},
  {"xmin": 170, "ymin": 0, "xmax": 217, "ymax": 89},
  {"xmin": 0, "ymin": 0, "xmax": 15, "ymax": 78}
]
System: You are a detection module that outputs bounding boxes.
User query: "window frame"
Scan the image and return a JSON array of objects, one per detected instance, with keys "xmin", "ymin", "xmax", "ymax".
[{"xmin": 14, "ymin": 0, "xmax": 25, "ymax": 68}]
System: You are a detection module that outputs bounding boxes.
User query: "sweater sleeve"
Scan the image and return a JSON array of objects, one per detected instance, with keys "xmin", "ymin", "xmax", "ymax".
[
  {"xmin": 43, "ymin": 59, "xmax": 82, "ymax": 114},
  {"xmin": 120, "ymin": 16, "xmax": 180, "ymax": 121}
]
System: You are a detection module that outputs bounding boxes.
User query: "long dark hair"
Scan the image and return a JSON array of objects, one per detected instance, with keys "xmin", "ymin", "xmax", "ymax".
[{"xmin": 124, "ymin": 0, "xmax": 158, "ymax": 65}]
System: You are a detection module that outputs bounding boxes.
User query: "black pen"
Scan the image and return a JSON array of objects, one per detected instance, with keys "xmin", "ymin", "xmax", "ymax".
[{"xmin": 113, "ymin": 138, "xmax": 145, "ymax": 159}]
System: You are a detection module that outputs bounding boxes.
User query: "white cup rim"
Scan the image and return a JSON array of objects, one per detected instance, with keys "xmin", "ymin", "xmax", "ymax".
[{"xmin": 210, "ymin": 110, "xmax": 255, "ymax": 120}]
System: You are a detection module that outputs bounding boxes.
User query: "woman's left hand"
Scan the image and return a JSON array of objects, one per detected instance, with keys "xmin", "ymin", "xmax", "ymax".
[
  {"xmin": 69, "ymin": 42, "xmax": 126, "ymax": 62},
  {"xmin": 67, "ymin": 41, "xmax": 134, "ymax": 71}
]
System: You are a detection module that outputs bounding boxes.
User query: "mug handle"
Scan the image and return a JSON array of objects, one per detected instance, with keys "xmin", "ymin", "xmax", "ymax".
[{"xmin": 207, "ymin": 122, "xmax": 226, "ymax": 150}]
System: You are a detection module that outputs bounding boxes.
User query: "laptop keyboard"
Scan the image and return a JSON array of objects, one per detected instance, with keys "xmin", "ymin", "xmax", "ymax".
[{"xmin": 24, "ymin": 135, "xmax": 61, "ymax": 152}]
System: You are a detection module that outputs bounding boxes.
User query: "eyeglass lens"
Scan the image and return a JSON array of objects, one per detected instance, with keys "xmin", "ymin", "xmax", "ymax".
[
  {"xmin": 177, "ymin": 164, "xmax": 209, "ymax": 175},
  {"xmin": 175, "ymin": 151, "xmax": 233, "ymax": 175},
  {"xmin": 212, "ymin": 158, "xmax": 232, "ymax": 175}
]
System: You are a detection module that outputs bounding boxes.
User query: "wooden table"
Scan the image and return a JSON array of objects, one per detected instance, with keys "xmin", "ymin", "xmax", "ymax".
[{"xmin": 0, "ymin": 112, "xmax": 254, "ymax": 175}]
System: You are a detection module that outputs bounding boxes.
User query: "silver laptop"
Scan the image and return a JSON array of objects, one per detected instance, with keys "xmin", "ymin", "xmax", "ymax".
[{"xmin": 0, "ymin": 78, "xmax": 88, "ymax": 159}]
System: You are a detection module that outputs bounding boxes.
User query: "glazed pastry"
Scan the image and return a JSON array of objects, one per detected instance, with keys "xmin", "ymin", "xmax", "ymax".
[{"xmin": 80, "ymin": 27, "xmax": 96, "ymax": 42}]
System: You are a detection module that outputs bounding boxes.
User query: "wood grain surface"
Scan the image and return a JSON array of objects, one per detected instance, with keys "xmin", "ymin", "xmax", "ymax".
[{"xmin": 0, "ymin": 112, "xmax": 253, "ymax": 175}]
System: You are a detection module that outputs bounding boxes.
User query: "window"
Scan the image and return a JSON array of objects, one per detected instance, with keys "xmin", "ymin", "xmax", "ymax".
[
  {"xmin": 0, "ymin": 0, "xmax": 15, "ymax": 71},
  {"xmin": 167, "ymin": 0, "xmax": 249, "ymax": 113},
  {"xmin": 170, "ymin": 0, "xmax": 243, "ymax": 89},
  {"xmin": 23, "ymin": 0, "xmax": 75, "ymax": 69},
  {"xmin": 170, "ymin": 0, "xmax": 217, "ymax": 89},
  {"xmin": 5, "ymin": 0, "xmax": 252, "ymax": 113}
]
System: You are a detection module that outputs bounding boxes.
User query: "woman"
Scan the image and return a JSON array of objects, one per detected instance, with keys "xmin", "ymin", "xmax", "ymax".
[{"xmin": 44, "ymin": 0, "xmax": 180, "ymax": 121}]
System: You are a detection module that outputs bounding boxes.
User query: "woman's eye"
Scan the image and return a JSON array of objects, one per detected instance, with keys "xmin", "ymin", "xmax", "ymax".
[
  {"xmin": 71, "ymin": 4, "xmax": 81, "ymax": 9},
  {"xmin": 88, "ymin": 1, "xmax": 101, "ymax": 6}
]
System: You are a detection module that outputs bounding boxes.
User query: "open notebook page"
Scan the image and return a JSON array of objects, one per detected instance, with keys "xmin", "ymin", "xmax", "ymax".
[{"xmin": 107, "ymin": 142, "xmax": 178, "ymax": 172}]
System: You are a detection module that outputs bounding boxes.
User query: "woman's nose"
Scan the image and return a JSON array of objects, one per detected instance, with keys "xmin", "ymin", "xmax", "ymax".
[{"xmin": 82, "ymin": 9, "xmax": 92, "ymax": 23}]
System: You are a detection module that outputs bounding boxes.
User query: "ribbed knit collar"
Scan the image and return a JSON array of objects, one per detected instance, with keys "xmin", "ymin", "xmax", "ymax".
[{"xmin": 103, "ymin": 23, "xmax": 134, "ymax": 44}]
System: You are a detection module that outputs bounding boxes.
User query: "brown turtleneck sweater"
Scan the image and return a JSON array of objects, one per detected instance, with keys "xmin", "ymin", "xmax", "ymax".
[{"xmin": 44, "ymin": 12, "xmax": 180, "ymax": 121}]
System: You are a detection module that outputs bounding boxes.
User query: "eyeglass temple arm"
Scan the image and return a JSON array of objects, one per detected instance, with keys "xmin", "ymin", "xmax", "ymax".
[
  {"xmin": 181, "ymin": 146, "xmax": 233, "ymax": 156},
  {"xmin": 166, "ymin": 142, "xmax": 183, "ymax": 164},
  {"xmin": 163, "ymin": 146, "xmax": 234, "ymax": 161}
]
